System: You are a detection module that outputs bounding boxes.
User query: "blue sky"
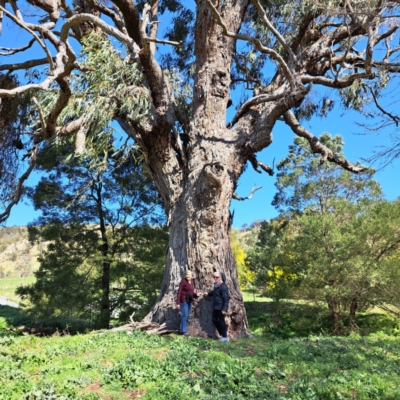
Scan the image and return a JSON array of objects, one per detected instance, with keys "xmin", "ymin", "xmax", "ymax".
[{"xmin": 2, "ymin": 2, "xmax": 400, "ymax": 228}]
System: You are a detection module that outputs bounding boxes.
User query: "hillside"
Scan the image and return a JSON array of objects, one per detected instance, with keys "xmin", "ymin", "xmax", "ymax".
[{"xmin": 0, "ymin": 226, "xmax": 42, "ymax": 279}]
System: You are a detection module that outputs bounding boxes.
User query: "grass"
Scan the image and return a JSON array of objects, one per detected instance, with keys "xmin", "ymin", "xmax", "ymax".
[
  {"xmin": 1, "ymin": 286, "xmax": 400, "ymax": 399},
  {"xmin": 0, "ymin": 276, "xmax": 35, "ymax": 304},
  {"xmin": 244, "ymin": 292, "xmax": 400, "ymax": 338},
  {"xmin": 1, "ymin": 327, "xmax": 400, "ymax": 399}
]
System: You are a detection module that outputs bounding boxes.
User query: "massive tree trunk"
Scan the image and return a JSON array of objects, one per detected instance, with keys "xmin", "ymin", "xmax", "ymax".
[{"xmin": 145, "ymin": 144, "xmax": 250, "ymax": 337}]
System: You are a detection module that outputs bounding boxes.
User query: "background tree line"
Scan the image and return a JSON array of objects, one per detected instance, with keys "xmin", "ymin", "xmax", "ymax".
[{"xmin": 235, "ymin": 134, "xmax": 400, "ymax": 335}]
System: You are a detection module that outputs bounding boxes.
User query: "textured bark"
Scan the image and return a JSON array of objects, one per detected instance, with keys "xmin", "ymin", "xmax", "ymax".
[
  {"xmin": 97, "ymin": 183, "xmax": 111, "ymax": 329},
  {"xmin": 348, "ymin": 297, "xmax": 358, "ymax": 332},
  {"xmin": 328, "ymin": 298, "xmax": 341, "ymax": 335},
  {"xmin": 99, "ymin": 258, "xmax": 111, "ymax": 329},
  {"xmin": 144, "ymin": 151, "xmax": 250, "ymax": 338}
]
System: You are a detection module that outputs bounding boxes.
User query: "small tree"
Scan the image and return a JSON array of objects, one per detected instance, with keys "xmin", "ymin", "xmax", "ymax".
[
  {"xmin": 231, "ymin": 228, "xmax": 254, "ymax": 291},
  {"xmin": 249, "ymin": 134, "xmax": 400, "ymax": 333}
]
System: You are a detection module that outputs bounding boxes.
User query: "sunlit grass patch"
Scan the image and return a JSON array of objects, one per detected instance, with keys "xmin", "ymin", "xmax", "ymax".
[{"xmin": 0, "ymin": 277, "xmax": 35, "ymax": 305}]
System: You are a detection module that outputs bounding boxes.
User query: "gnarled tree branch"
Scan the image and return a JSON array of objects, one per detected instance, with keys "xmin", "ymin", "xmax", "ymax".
[{"xmin": 283, "ymin": 110, "xmax": 366, "ymax": 173}]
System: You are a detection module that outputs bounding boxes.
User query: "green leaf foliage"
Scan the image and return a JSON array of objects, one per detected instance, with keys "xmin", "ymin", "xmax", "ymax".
[
  {"xmin": 272, "ymin": 133, "xmax": 381, "ymax": 215},
  {"xmin": 17, "ymin": 141, "xmax": 167, "ymax": 328},
  {"xmin": 248, "ymin": 133, "xmax": 400, "ymax": 334},
  {"xmin": 32, "ymin": 30, "xmax": 150, "ymax": 163},
  {"xmin": 1, "ymin": 326, "xmax": 400, "ymax": 399}
]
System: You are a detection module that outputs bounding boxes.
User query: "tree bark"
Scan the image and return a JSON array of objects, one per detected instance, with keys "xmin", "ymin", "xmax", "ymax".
[
  {"xmin": 97, "ymin": 181, "xmax": 111, "ymax": 329},
  {"xmin": 348, "ymin": 296, "xmax": 358, "ymax": 332},
  {"xmin": 328, "ymin": 297, "xmax": 341, "ymax": 335},
  {"xmin": 99, "ymin": 259, "xmax": 111, "ymax": 329},
  {"xmin": 138, "ymin": 0, "xmax": 252, "ymax": 337}
]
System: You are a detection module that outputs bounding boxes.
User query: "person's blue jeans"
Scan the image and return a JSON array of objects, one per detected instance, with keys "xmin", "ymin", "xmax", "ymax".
[{"xmin": 180, "ymin": 301, "xmax": 192, "ymax": 333}]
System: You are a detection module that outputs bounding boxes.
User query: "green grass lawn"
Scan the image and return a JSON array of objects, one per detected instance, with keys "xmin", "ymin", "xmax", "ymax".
[
  {"xmin": 1, "ymin": 325, "xmax": 400, "ymax": 399},
  {"xmin": 1, "ymin": 287, "xmax": 400, "ymax": 399}
]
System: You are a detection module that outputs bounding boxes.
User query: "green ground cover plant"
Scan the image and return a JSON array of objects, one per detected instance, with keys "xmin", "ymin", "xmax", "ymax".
[
  {"xmin": 1, "ymin": 328, "xmax": 400, "ymax": 399},
  {"xmin": 1, "ymin": 292, "xmax": 400, "ymax": 399},
  {"xmin": 244, "ymin": 293, "xmax": 400, "ymax": 339}
]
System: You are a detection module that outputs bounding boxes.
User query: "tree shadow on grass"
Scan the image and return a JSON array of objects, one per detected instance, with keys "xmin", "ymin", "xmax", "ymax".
[
  {"xmin": 0, "ymin": 304, "xmax": 93, "ymax": 336},
  {"xmin": 0, "ymin": 305, "xmax": 31, "ymax": 335}
]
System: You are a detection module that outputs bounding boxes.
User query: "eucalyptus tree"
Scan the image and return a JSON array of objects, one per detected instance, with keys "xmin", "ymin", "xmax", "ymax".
[{"xmin": 1, "ymin": 0, "xmax": 400, "ymax": 336}]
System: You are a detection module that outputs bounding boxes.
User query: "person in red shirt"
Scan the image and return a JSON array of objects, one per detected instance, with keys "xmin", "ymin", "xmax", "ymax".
[{"xmin": 176, "ymin": 270, "xmax": 199, "ymax": 336}]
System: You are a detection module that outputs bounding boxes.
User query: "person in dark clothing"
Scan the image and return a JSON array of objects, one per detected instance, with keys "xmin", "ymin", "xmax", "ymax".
[
  {"xmin": 205, "ymin": 271, "xmax": 230, "ymax": 342},
  {"xmin": 176, "ymin": 270, "xmax": 199, "ymax": 336}
]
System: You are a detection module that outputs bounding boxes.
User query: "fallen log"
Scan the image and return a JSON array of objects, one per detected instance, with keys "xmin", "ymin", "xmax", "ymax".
[{"xmin": 109, "ymin": 321, "xmax": 175, "ymax": 335}]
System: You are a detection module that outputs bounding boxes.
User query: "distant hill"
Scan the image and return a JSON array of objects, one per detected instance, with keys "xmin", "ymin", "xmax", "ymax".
[
  {"xmin": 235, "ymin": 220, "xmax": 265, "ymax": 252},
  {"xmin": 0, "ymin": 227, "xmax": 42, "ymax": 278}
]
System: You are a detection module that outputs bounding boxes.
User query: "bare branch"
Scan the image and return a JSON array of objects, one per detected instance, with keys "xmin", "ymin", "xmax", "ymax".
[
  {"xmin": 364, "ymin": 83, "xmax": 400, "ymax": 126},
  {"xmin": 75, "ymin": 124, "xmax": 88, "ymax": 154},
  {"xmin": 0, "ymin": 145, "xmax": 38, "ymax": 225},
  {"xmin": 227, "ymin": 90, "xmax": 286, "ymax": 128},
  {"xmin": 290, "ymin": 13, "xmax": 318, "ymax": 53},
  {"xmin": 248, "ymin": 154, "xmax": 274, "ymax": 176},
  {"xmin": 300, "ymin": 73, "xmax": 369, "ymax": 88},
  {"xmin": 0, "ymin": 57, "xmax": 50, "ymax": 72},
  {"xmin": 84, "ymin": 0, "xmax": 127, "ymax": 34},
  {"xmin": 144, "ymin": 37, "xmax": 181, "ymax": 47},
  {"xmin": 32, "ymin": 96, "xmax": 46, "ymax": 131},
  {"xmin": 251, "ymin": 0, "xmax": 297, "ymax": 66},
  {"xmin": 0, "ymin": 39, "xmax": 35, "ymax": 56},
  {"xmin": 375, "ymin": 26, "xmax": 398, "ymax": 46},
  {"xmin": 374, "ymin": 61, "xmax": 400, "ymax": 73},
  {"xmin": 232, "ymin": 54, "xmax": 263, "ymax": 88},
  {"xmin": 365, "ymin": 22, "xmax": 376, "ymax": 77},
  {"xmin": 172, "ymin": 126, "xmax": 188, "ymax": 167},
  {"xmin": 8, "ymin": 0, "xmax": 22, "ymax": 21},
  {"xmin": 0, "ymin": 6, "xmax": 55, "ymax": 71},
  {"xmin": 59, "ymin": 13, "xmax": 137, "ymax": 53},
  {"xmin": 233, "ymin": 186, "xmax": 262, "ymax": 201},
  {"xmin": 283, "ymin": 110, "xmax": 367, "ymax": 173},
  {"xmin": 57, "ymin": 116, "xmax": 85, "ymax": 137}
]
